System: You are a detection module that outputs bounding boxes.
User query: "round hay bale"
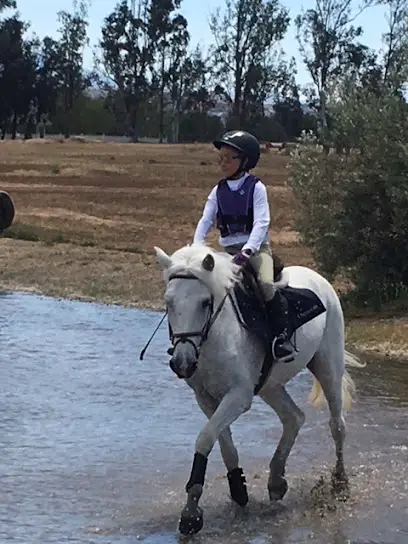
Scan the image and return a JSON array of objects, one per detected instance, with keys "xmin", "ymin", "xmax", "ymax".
[{"xmin": 0, "ymin": 191, "xmax": 15, "ymax": 231}]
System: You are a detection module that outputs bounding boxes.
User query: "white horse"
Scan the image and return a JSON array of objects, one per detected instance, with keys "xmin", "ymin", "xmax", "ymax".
[{"xmin": 154, "ymin": 243, "xmax": 365, "ymax": 536}]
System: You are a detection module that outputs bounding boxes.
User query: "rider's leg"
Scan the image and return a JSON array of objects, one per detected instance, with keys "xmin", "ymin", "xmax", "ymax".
[{"xmin": 249, "ymin": 244, "xmax": 295, "ymax": 362}]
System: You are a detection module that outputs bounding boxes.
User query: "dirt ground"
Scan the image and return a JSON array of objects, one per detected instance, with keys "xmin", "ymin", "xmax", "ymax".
[{"xmin": 0, "ymin": 138, "xmax": 407, "ymax": 357}]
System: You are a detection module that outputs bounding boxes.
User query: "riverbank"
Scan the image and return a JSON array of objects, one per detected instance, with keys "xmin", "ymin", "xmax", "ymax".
[{"xmin": 1, "ymin": 139, "xmax": 407, "ymax": 359}]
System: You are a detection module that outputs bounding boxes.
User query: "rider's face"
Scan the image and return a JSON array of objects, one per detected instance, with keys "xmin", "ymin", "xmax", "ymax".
[{"xmin": 218, "ymin": 146, "xmax": 243, "ymax": 178}]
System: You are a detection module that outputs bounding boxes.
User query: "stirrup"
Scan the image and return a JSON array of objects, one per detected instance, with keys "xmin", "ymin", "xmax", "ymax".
[{"xmin": 271, "ymin": 337, "xmax": 296, "ymax": 363}]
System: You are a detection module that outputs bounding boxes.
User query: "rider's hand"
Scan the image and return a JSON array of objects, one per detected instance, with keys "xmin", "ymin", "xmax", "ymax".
[{"xmin": 232, "ymin": 250, "xmax": 252, "ymax": 267}]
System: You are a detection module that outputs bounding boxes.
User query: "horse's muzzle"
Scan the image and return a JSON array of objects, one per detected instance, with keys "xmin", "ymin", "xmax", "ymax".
[{"xmin": 169, "ymin": 357, "xmax": 198, "ymax": 379}]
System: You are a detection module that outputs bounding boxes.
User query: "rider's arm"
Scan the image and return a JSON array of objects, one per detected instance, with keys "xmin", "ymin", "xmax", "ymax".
[
  {"xmin": 242, "ymin": 181, "xmax": 270, "ymax": 254},
  {"xmin": 193, "ymin": 186, "xmax": 218, "ymax": 244}
]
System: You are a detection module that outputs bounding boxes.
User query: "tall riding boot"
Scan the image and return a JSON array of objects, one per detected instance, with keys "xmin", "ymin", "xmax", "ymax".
[{"xmin": 265, "ymin": 291, "xmax": 295, "ymax": 362}]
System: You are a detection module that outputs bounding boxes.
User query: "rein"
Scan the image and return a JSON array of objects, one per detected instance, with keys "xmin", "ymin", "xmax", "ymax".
[{"xmin": 139, "ymin": 311, "xmax": 168, "ymax": 360}]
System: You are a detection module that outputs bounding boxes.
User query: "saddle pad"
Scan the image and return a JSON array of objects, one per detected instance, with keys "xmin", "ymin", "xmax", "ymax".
[{"xmin": 233, "ymin": 283, "xmax": 326, "ymax": 343}]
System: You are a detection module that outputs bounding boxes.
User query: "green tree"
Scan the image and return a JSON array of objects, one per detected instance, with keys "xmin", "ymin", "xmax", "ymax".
[
  {"xmin": 69, "ymin": 92, "xmax": 117, "ymax": 135},
  {"xmin": 174, "ymin": 47, "xmax": 219, "ymax": 142},
  {"xmin": 288, "ymin": 89, "xmax": 408, "ymax": 307},
  {"xmin": 273, "ymin": 94, "xmax": 304, "ymax": 141},
  {"xmin": 209, "ymin": 0, "xmax": 292, "ymax": 127},
  {"xmin": 163, "ymin": 14, "xmax": 190, "ymax": 142},
  {"xmin": 240, "ymin": 58, "xmax": 296, "ymax": 129},
  {"xmin": 98, "ymin": 0, "xmax": 153, "ymax": 141},
  {"xmin": 181, "ymin": 48, "xmax": 214, "ymax": 113},
  {"xmin": 35, "ymin": 37, "xmax": 63, "ymax": 128},
  {"xmin": 295, "ymin": 0, "xmax": 376, "ymax": 141},
  {"xmin": 167, "ymin": 45, "xmax": 215, "ymax": 142},
  {"xmin": 148, "ymin": 0, "xmax": 189, "ymax": 142},
  {"xmin": 0, "ymin": 15, "xmax": 38, "ymax": 139},
  {"xmin": 0, "ymin": 0, "xmax": 16, "ymax": 13},
  {"xmin": 380, "ymin": 0, "xmax": 408, "ymax": 92},
  {"xmin": 56, "ymin": 0, "xmax": 90, "ymax": 138}
]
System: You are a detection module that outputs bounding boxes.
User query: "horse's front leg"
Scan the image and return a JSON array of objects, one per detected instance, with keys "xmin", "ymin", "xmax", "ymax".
[
  {"xmin": 179, "ymin": 387, "xmax": 253, "ymax": 536},
  {"xmin": 194, "ymin": 391, "xmax": 249, "ymax": 507}
]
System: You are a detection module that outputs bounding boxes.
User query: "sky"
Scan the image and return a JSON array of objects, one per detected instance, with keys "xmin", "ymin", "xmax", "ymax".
[{"xmin": 14, "ymin": 0, "xmax": 389, "ymax": 86}]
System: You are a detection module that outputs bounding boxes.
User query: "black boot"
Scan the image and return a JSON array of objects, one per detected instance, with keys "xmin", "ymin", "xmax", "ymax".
[{"xmin": 265, "ymin": 291, "xmax": 295, "ymax": 362}]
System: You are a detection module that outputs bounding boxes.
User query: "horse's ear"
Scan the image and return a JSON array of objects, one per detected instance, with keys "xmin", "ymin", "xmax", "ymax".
[
  {"xmin": 154, "ymin": 246, "xmax": 172, "ymax": 269},
  {"xmin": 202, "ymin": 254, "xmax": 215, "ymax": 272}
]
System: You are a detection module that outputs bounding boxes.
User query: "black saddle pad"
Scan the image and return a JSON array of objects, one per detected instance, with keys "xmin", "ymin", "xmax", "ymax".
[
  {"xmin": 233, "ymin": 278, "xmax": 326, "ymax": 345},
  {"xmin": 282, "ymin": 286, "xmax": 327, "ymax": 334}
]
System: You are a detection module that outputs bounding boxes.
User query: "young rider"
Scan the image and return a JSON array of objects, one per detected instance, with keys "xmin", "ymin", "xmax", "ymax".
[{"xmin": 193, "ymin": 130, "xmax": 295, "ymax": 362}]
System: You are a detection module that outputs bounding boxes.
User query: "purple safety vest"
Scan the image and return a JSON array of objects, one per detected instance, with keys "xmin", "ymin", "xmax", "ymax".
[{"xmin": 216, "ymin": 174, "xmax": 259, "ymax": 238}]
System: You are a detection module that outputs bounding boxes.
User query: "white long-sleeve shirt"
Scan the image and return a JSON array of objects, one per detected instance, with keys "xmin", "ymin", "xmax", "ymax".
[{"xmin": 193, "ymin": 173, "xmax": 270, "ymax": 253}]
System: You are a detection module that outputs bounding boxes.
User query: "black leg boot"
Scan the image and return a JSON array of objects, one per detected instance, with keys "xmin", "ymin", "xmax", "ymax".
[{"xmin": 265, "ymin": 291, "xmax": 295, "ymax": 362}]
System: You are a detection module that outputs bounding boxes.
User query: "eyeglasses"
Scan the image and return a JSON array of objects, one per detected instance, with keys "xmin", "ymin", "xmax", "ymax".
[{"xmin": 218, "ymin": 154, "xmax": 241, "ymax": 164}]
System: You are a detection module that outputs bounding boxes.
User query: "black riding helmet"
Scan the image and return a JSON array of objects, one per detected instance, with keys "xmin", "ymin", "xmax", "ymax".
[{"xmin": 213, "ymin": 130, "xmax": 261, "ymax": 172}]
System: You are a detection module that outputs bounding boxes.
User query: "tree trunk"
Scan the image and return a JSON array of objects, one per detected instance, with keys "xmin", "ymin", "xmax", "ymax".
[
  {"xmin": 64, "ymin": 111, "xmax": 71, "ymax": 139},
  {"xmin": 64, "ymin": 79, "xmax": 73, "ymax": 139},
  {"xmin": 24, "ymin": 118, "xmax": 36, "ymax": 140},
  {"xmin": 11, "ymin": 113, "xmax": 17, "ymax": 140},
  {"xmin": 129, "ymin": 106, "xmax": 139, "ymax": 143},
  {"xmin": 171, "ymin": 113, "xmax": 179, "ymax": 143},
  {"xmin": 319, "ymin": 89, "xmax": 330, "ymax": 154},
  {"xmin": 159, "ymin": 48, "xmax": 166, "ymax": 144},
  {"xmin": 130, "ymin": 127, "xmax": 138, "ymax": 143}
]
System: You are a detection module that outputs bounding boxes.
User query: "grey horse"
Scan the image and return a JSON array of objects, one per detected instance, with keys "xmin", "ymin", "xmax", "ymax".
[{"xmin": 154, "ymin": 243, "xmax": 365, "ymax": 535}]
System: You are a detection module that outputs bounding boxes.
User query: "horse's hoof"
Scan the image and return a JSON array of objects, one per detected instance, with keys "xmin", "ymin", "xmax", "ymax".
[
  {"xmin": 331, "ymin": 480, "xmax": 350, "ymax": 502},
  {"xmin": 331, "ymin": 472, "xmax": 350, "ymax": 502},
  {"xmin": 268, "ymin": 477, "xmax": 288, "ymax": 501},
  {"xmin": 227, "ymin": 467, "xmax": 249, "ymax": 506},
  {"xmin": 179, "ymin": 506, "xmax": 204, "ymax": 535}
]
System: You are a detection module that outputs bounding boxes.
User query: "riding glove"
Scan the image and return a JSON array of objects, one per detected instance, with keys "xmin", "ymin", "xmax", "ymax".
[{"xmin": 232, "ymin": 250, "xmax": 252, "ymax": 267}]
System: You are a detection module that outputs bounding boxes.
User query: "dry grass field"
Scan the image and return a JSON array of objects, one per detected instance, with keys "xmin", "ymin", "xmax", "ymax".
[{"xmin": 0, "ymin": 138, "xmax": 407, "ymax": 356}]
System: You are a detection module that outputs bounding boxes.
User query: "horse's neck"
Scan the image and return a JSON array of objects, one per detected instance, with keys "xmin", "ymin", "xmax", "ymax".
[
  {"xmin": 205, "ymin": 296, "xmax": 263, "ymax": 368},
  {"xmin": 211, "ymin": 296, "xmax": 243, "ymax": 342}
]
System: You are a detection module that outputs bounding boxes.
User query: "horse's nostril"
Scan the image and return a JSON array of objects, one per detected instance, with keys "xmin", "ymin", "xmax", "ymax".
[
  {"xmin": 169, "ymin": 358, "xmax": 185, "ymax": 379},
  {"xmin": 185, "ymin": 361, "xmax": 198, "ymax": 379}
]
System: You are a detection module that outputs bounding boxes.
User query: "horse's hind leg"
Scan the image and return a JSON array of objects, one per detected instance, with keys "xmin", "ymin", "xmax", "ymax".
[
  {"xmin": 308, "ymin": 352, "xmax": 349, "ymax": 500},
  {"xmin": 260, "ymin": 383, "xmax": 305, "ymax": 501},
  {"xmin": 194, "ymin": 391, "xmax": 248, "ymax": 507}
]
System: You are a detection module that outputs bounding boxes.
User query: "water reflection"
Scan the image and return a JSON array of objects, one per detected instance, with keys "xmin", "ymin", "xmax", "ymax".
[{"xmin": 0, "ymin": 292, "xmax": 406, "ymax": 543}]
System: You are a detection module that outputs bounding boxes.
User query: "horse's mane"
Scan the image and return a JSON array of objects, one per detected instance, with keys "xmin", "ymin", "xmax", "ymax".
[{"xmin": 165, "ymin": 244, "xmax": 240, "ymax": 300}]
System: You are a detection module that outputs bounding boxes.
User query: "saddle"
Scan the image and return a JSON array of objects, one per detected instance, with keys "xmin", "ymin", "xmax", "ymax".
[{"xmin": 232, "ymin": 253, "xmax": 326, "ymax": 394}]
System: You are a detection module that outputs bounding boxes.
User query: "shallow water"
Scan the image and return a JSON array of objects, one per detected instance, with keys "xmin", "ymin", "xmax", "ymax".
[{"xmin": 0, "ymin": 292, "xmax": 407, "ymax": 543}]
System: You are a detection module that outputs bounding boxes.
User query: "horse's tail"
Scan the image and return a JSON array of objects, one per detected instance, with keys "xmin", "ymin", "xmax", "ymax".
[{"xmin": 309, "ymin": 350, "xmax": 366, "ymax": 411}]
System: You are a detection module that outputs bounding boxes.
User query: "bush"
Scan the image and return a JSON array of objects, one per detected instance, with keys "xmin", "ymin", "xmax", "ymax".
[{"xmin": 287, "ymin": 90, "xmax": 408, "ymax": 308}]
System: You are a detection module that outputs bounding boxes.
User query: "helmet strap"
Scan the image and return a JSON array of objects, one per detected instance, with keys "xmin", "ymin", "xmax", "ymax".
[{"xmin": 228, "ymin": 156, "xmax": 248, "ymax": 179}]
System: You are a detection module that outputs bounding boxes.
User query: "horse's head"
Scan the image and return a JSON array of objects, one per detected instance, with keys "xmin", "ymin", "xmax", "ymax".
[{"xmin": 155, "ymin": 245, "xmax": 235, "ymax": 380}]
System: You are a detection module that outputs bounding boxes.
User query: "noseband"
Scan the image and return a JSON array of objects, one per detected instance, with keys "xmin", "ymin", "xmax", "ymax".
[{"xmin": 167, "ymin": 273, "xmax": 229, "ymax": 358}]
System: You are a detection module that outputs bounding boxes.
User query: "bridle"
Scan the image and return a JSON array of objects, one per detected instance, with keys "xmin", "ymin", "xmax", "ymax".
[
  {"xmin": 166, "ymin": 273, "xmax": 230, "ymax": 359},
  {"xmin": 139, "ymin": 268, "xmax": 275, "ymax": 396},
  {"xmin": 139, "ymin": 270, "xmax": 247, "ymax": 363}
]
